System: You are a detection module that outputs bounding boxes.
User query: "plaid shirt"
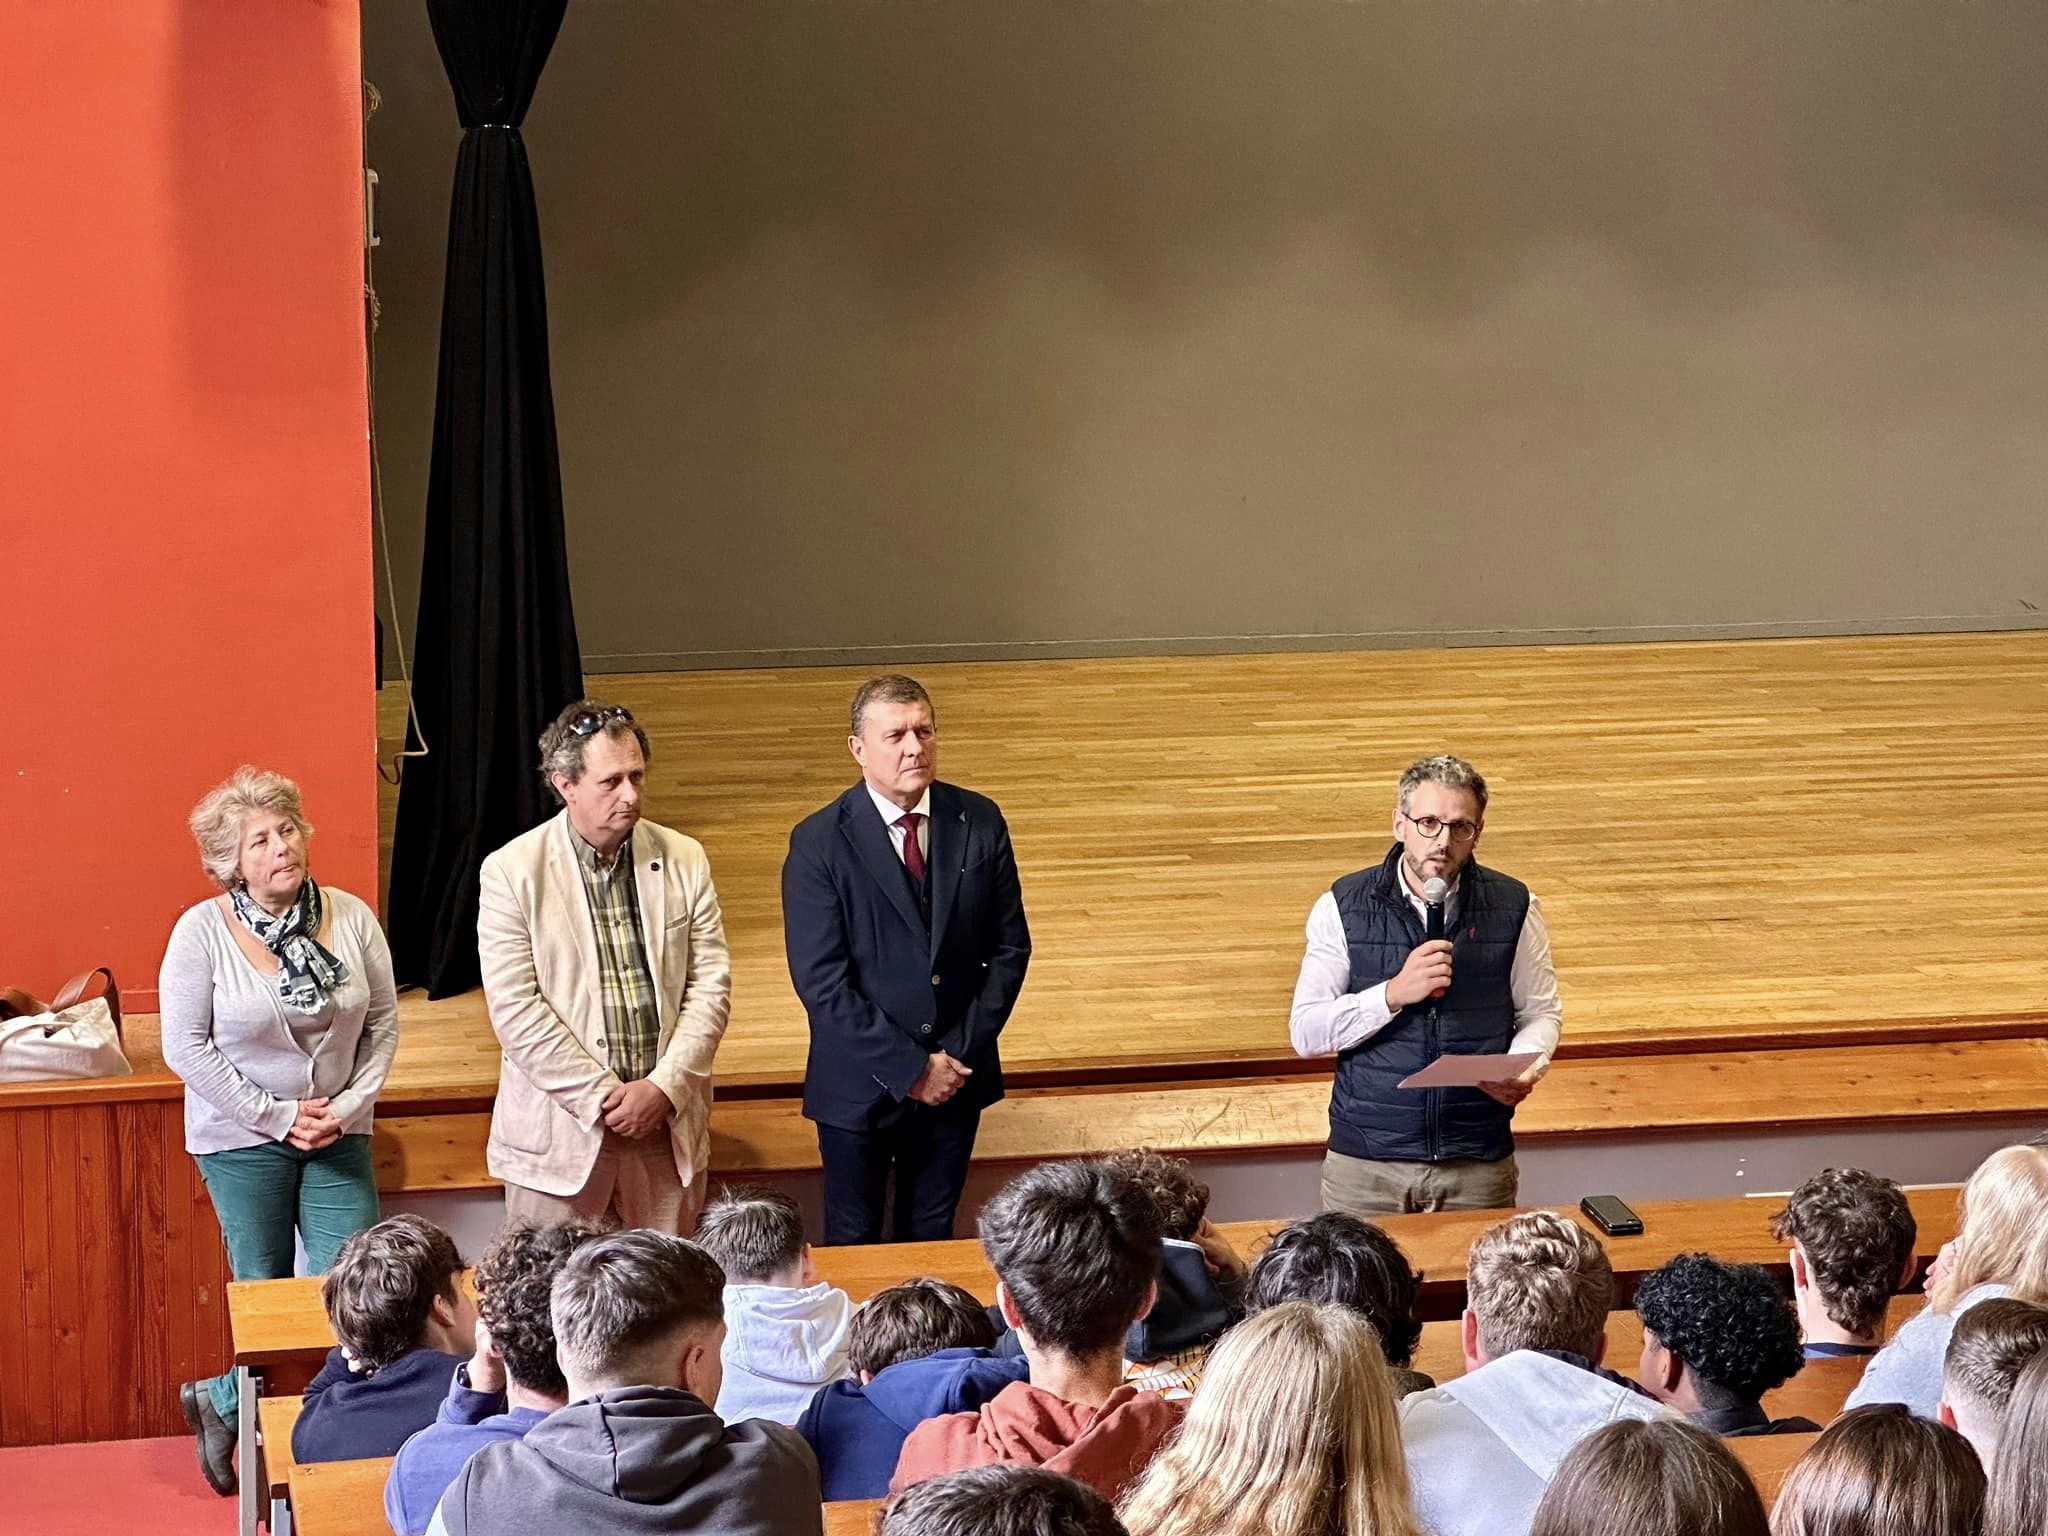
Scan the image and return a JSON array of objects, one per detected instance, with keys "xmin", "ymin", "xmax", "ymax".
[{"xmin": 573, "ymin": 832, "xmax": 661, "ymax": 1082}]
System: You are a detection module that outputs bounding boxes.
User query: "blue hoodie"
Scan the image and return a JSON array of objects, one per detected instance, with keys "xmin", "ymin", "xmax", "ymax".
[
  {"xmin": 796, "ymin": 1347, "xmax": 1029, "ymax": 1501},
  {"xmin": 384, "ymin": 1367, "xmax": 551, "ymax": 1535}
]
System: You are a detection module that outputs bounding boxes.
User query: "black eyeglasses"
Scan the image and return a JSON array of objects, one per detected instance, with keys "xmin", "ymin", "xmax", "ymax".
[
  {"xmin": 1401, "ymin": 811, "xmax": 1480, "ymax": 845},
  {"xmin": 566, "ymin": 705, "xmax": 634, "ymax": 738}
]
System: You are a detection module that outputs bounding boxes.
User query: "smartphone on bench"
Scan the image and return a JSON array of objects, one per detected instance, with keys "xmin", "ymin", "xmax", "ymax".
[{"xmin": 1580, "ymin": 1194, "xmax": 1644, "ymax": 1236}]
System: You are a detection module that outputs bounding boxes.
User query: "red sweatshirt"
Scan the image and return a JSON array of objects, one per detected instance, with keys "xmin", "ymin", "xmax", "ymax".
[{"xmin": 890, "ymin": 1380, "xmax": 1184, "ymax": 1502}]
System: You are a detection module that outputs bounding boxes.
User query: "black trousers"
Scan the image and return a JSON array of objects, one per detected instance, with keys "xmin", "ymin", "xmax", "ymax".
[{"xmin": 816, "ymin": 1101, "xmax": 984, "ymax": 1245}]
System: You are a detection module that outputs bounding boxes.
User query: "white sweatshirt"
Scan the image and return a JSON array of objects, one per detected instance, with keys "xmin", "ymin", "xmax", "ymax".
[{"xmin": 714, "ymin": 1281, "xmax": 855, "ymax": 1426}]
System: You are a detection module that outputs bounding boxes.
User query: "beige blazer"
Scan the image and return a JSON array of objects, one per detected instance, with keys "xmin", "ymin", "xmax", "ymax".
[{"xmin": 477, "ymin": 811, "xmax": 731, "ymax": 1197}]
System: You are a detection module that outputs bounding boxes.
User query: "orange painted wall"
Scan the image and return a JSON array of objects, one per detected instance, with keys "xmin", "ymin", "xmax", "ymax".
[{"xmin": 1, "ymin": 3, "xmax": 376, "ymax": 1009}]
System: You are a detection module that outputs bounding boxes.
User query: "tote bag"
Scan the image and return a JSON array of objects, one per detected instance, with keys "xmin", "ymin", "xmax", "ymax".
[{"xmin": 0, "ymin": 967, "xmax": 133, "ymax": 1083}]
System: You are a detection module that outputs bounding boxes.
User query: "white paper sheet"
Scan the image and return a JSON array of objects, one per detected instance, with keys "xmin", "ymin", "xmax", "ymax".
[{"xmin": 1396, "ymin": 1051, "xmax": 1542, "ymax": 1090}]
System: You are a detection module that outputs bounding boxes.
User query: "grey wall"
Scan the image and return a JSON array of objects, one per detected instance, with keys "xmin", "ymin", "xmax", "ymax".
[{"xmin": 363, "ymin": 0, "xmax": 2048, "ymax": 671}]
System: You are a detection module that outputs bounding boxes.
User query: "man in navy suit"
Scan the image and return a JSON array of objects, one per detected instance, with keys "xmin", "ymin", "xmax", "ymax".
[{"xmin": 782, "ymin": 674, "xmax": 1032, "ymax": 1244}]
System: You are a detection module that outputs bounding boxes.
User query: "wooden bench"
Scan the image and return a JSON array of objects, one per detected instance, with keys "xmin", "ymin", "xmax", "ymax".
[
  {"xmin": 257, "ymin": 1395, "xmax": 305, "ymax": 1529},
  {"xmin": 286, "ymin": 1456, "xmax": 882, "ymax": 1536},
  {"xmin": 280, "ymin": 1436, "xmax": 1812, "ymax": 1536},
  {"xmin": 367, "ymin": 1037, "xmax": 2048, "ymax": 1187},
  {"xmin": 232, "ymin": 1189, "xmax": 1961, "ymax": 1386}
]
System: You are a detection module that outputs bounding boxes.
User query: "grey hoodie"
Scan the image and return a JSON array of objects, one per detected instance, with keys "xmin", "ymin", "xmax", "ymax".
[{"xmin": 428, "ymin": 1387, "xmax": 821, "ymax": 1536}]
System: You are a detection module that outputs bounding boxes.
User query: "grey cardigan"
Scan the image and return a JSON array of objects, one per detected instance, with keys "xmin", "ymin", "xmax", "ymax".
[{"xmin": 158, "ymin": 889, "xmax": 399, "ymax": 1154}]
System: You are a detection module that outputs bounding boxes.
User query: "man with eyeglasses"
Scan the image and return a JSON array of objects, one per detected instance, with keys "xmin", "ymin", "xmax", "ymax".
[
  {"xmin": 1289, "ymin": 754, "xmax": 1561, "ymax": 1215},
  {"xmin": 475, "ymin": 697, "xmax": 732, "ymax": 1232}
]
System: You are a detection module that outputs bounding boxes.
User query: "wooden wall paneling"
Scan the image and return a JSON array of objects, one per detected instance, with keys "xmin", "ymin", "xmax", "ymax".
[
  {"xmin": 0, "ymin": 1112, "xmax": 26, "ymax": 1444},
  {"xmin": 120, "ymin": 1100, "xmax": 172, "ymax": 1438},
  {"xmin": 72, "ymin": 1104, "xmax": 121, "ymax": 1443},
  {"xmin": 15, "ymin": 1108, "xmax": 58, "ymax": 1445},
  {"xmin": 44, "ymin": 1104, "xmax": 86, "ymax": 1445}
]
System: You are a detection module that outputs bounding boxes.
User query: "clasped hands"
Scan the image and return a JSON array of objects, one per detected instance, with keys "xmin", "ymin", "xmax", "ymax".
[
  {"xmin": 907, "ymin": 1050, "xmax": 973, "ymax": 1106},
  {"xmin": 287, "ymin": 1097, "xmax": 344, "ymax": 1150},
  {"xmin": 601, "ymin": 1077, "xmax": 675, "ymax": 1138}
]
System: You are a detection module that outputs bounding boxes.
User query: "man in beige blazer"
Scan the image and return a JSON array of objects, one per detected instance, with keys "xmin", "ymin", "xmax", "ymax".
[{"xmin": 477, "ymin": 699, "xmax": 731, "ymax": 1232}]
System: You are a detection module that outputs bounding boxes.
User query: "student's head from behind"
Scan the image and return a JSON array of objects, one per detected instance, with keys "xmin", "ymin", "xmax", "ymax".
[
  {"xmin": 1244, "ymin": 1212, "xmax": 1424, "ymax": 1371},
  {"xmin": 321, "ymin": 1214, "xmax": 473, "ymax": 1374},
  {"xmin": 1769, "ymin": 1168, "xmax": 1917, "ymax": 1340},
  {"xmin": 881, "ymin": 1465, "xmax": 1128, "ymax": 1536},
  {"xmin": 1941, "ymin": 1298, "xmax": 2048, "ymax": 1470},
  {"xmin": 1530, "ymin": 1418, "xmax": 1770, "ymax": 1536},
  {"xmin": 474, "ymin": 1222, "xmax": 601, "ymax": 1400},
  {"xmin": 1769, "ymin": 1403, "xmax": 1985, "ymax": 1536},
  {"xmin": 1096, "ymin": 1148, "xmax": 1211, "ymax": 1242},
  {"xmin": 548, "ymin": 1230, "xmax": 727, "ymax": 1404},
  {"xmin": 1632, "ymin": 1254, "xmax": 1805, "ymax": 1414},
  {"xmin": 695, "ymin": 1185, "xmax": 811, "ymax": 1287},
  {"xmin": 1987, "ymin": 1347, "xmax": 2048, "ymax": 1536},
  {"xmin": 979, "ymin": 1160, "xmax": 1163, "ymax": 1363},
  {"xmin": 849, "ymin": 1278, "xmax": 998, "ymax": 1383},
  {"xmin": 1463, "ymin": 1211, "xmax": 1612, "ymax": 1368},
  {"xmin": 1934, "ymin": 1143, "xmax": 2048, "ymax": 1313},
  {"xmin": 1117, "ymin": 1301, "xmax": 1417, "ymax": 1536}
]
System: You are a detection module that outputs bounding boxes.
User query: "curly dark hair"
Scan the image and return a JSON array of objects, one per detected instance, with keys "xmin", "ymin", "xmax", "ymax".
[
  {"xmin": 1769, "ymin": 1167, "xmax": 1917, "ymax": 1338},
  {"xmin": 476, "ymin": 1223, "xmax": 601, "ymax": 1396},
  {"xmin": 1095, "ymin": 1148, "xmax": 1210, "ymax": 1242},
  {"xmin": 1633, "ymin": 1253, "xmax": 1805, "ymax": 1409},
  {"xmin": 1243, "ymin": 1213, "xmax": 1423, "ymax": 1369}
]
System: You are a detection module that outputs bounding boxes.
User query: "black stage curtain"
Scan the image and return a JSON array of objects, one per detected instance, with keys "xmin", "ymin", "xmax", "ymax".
[{"xmin": 388, "ymin": 0, "xmax": 582, "ymax": 996}]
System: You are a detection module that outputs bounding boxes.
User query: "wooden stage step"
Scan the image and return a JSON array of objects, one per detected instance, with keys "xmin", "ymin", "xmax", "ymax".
[{"xmin": 369, "ymin": 1036, "xmax": 2048, "ymax": 1191}]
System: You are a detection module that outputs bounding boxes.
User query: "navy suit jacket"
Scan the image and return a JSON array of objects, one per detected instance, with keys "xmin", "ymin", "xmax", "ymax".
[{"xmin": 782, "ymin": 781, "xmax": 1031, "ymax": 1130}]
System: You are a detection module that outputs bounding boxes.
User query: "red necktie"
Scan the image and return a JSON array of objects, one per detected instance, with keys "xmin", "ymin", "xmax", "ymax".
[{"xmin": 896, "ymin": 812, "xmax": 926, "ymax": 883}]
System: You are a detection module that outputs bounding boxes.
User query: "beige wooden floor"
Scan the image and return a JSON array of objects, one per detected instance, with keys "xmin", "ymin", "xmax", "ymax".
[{"xmin": 378, "ymin": 632, "xmax": 2048, "ymax": 1087}]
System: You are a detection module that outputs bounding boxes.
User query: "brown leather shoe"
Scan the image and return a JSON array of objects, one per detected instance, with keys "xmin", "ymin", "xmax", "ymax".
[{"xmin": 179, "ymin": 1379, "xmax": 238, "ymax": 1497}]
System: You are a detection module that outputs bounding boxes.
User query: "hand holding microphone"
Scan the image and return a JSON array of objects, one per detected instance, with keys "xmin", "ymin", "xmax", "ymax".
[{"xmin": 1386, "ymin": 877, "xmax": 1454, "ymax": 1008}]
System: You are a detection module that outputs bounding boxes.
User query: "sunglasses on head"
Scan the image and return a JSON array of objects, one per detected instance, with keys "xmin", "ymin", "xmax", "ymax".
[{"xmin": 566, "ymin": 705, "xmax": 634, "ymax": 738}]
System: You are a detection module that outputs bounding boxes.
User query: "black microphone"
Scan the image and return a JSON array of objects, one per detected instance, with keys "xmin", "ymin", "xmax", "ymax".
[{"xmin": 1422, "ymin": 876, "xmax": 1448, "ymax": 942}]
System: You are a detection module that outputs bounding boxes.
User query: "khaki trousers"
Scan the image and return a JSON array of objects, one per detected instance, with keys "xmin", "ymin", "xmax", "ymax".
[
  {"xmin": 503, "ymin": 1127, "xmax": 708, "ymax": 1234},
  {"xmin": 1320, "ymin": 1147, "xmax": 1519, "ymax": 1216}
]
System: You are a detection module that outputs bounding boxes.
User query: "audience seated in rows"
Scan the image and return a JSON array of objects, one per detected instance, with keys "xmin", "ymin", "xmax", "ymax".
[
  {"xmin": 385, "ymin": 1222, "xmax": 597, "ymax": 1535},
  {"xmin": 1243, "ymin": 1212, "xmax": 1434, "ymax": 1397},
  {"xmin": 1119, "ymin": 1300, "xmax": 1420, "ymax": 1536},
  {"xmin": 428, "ymin": 1230, "xmax": 820, "ymax": 1536},
  {"xmin": 1986, "ymin": 1348, "xmax": 2048, "ymax": 1536},
  {"xmin": 1769, "ymin": 1403, "xmax": 1984, "ymax": 1536},
  {"xmin": 881, "ymin": 1466, "xmax": 1130, "ymax": 1536},
  {"xmin": 1939, "ymin": 1297, "xmax": 2048, "ymax": 1474},
  {"xmin": 1632, "ymin": 1253, "xmax": 1815, "ymax": 1437},
  {"xmin": 293, "ymin": 1214, "xmax": 473, "ymax": 1464},
  {"xmin": 1847, "ymin": 1143, "xmax": 2048, "ymax": 1417},
  {"xmin": 892, "ymin": 1160, "xmax": 1183, "ymax": 1501},
  {"xmin": 696, "ymin": 1186, "xmax": 854, "ymax": 1425},
  {"xmin": 1400, "ymin": 1211, "xmax": 1668, "ymax": 1536},
  {"xmin": 1769, "ymin": 1168, "xmax": 1919, "ymax": 1360},
  {"xmin": 1528, "ymin": 1419, "xmax": 1769, "ymax": 1536},
  {"xmin": 798, "ymin": 1278, "xmax": 1017, "ymax": 1501}
]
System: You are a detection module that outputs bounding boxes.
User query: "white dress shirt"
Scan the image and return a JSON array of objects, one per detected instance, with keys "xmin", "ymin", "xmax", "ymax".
[
  {"xmin": 865, "ymin": 782, "xmax": 931, "ymax": 867},
  {"xmin": 1288, "ymin": 869, "xmax": 1563, "ymax": 1076}
]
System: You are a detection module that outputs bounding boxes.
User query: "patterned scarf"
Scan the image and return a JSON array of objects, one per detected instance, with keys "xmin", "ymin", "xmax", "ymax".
[{"xmin": 229, "ymin": 875, "xmax": 350, "ymax": 1015}]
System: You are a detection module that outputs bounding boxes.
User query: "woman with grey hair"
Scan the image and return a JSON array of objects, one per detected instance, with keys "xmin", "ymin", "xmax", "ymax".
[{"xmin": 158, "ymin": 765, "xmax": 397, "ymax": 1496}]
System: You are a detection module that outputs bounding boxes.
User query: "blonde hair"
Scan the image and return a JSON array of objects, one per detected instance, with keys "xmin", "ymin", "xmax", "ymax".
[
  {"xmin": 1119, "ymin": 1301, "xmax": 1420, "ymax": 1536},
  {"xmin": 1932, "ymin": 1144, "xmax": 2048, "ymax": 1313},
  {"xmin": 1467, "ymin": 1211, "xmax": 1614, "ymax": 1359},
  {"xmin": 187, "ymin": 767, "xmax": 312, "ymax": 889}
]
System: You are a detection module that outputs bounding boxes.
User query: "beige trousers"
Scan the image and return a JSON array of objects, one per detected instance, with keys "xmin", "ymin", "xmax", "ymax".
[
  {"xmin": 503, "ymin": 1127, "xmax": 708, "ymax": 1234},
  {"xmin": 1320, "ymin": 1148, "xmax": 1519, "ymax": 1216}
]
